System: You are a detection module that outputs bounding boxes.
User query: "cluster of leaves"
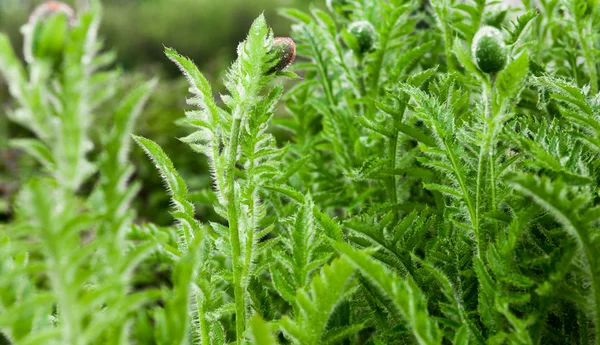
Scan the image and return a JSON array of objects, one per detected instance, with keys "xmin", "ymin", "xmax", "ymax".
[
  {"xmin": 2, "ymin": 0, "xmax": 600, "ymax": 344},
  {"xmin": 273, "ymin": 0, "xmax": 600, "ymax": 344},
  {"xmin": 0, "ymin": 1, "xmax": 157, "ymax": 344}
]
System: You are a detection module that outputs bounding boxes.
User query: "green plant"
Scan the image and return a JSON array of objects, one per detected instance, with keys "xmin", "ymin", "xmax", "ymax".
[
  {"xmin": 2, "ymin": 0, "xmax": 600, "ymax": 344},
  {"xmin": 134, "ymin": 14, "xmax": 305, "ymax": 345},
  {"xmin": 0, "ymin": 1, "xmax": 156, "ymax": 344},
  {"xmin": 275, "ymin": 0, "xmax": 600, "ymax": 343}
]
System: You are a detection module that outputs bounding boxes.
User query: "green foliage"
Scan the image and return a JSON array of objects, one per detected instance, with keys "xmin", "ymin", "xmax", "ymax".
[
  {"xmin": 136, "ymin": 13, "xmax": 303, "ymax": 345},
  {"xmin": 0, "ymin": 1, "xmax": 156, "ymax": 344},
  {"xmin": 335, "ymin": 242, "xmax": 441, "ymax": 345},
  {"xmin": 247, "ymin": 315, "xmax": 278, "ymax": 345},
  {"xmin": 279, "ymin": 255, "xmax": 357, "ymax": 345},
  {"xmin": 2, "ymin": 0, "xmax": 600, "ymax": 344}
]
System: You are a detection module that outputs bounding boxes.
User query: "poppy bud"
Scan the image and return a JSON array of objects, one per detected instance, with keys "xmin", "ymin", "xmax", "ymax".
[
  {"xmin": 347, "ymin": 21, "xmax": 377, "ymax": 55},
  {"xmin": 29, "ymin": 1, "xmax": 76, "ymax": 24},
  {"xmin": 24, "ymin": 1, "xmax": 75, "ymax": 65},
  {"xmin": 472, "ymin": 26, "xmax": 507, "ymax": 74},
  {"xmin": 268, "ymin": 37, "xmax": 296, "ymax": 74}
]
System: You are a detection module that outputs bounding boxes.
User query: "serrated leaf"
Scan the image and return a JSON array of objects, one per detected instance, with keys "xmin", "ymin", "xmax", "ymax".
[
  {"xmin": 497, "ymin": 51, "xmax": 529, "ymax": 101},
  {"xmin": 334, "ymin": 242, "xmax": 442, "ymax": 345},
  {"xmin": 263, "ymin": 184, "xmax": 305, "ymax": 203},
  {"xmin": 247, "ymin": 316, "xmax": 278, "ymax": 345},
  {"xmin": 280, "ymin": 256, "xmax": 356, "ymax": 345},
  {"xmin": 9, "ymin": 139, "xmax": 54, "ymax": 171}
]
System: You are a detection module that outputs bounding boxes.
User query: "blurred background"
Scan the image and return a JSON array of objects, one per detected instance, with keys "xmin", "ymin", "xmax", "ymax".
[{"xmin": 0, "ymin": 0, "xmax": 308, "ymax": 224}]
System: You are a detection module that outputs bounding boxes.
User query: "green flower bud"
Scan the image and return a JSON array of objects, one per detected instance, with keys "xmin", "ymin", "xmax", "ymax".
[
  {"xmin": 268, "ymin": 37, "xmax": 296, "ymax": 74},
  {"xmin": 24, "ymin": 1, "xmax": 75, "ymax": 65},
  {"xmin": 347, "ymin": 21, "xmax": 377, "ymax": 55},
  {"xmin": 472, "ymin": 26, "xmax": 507, "ymax": 74}
]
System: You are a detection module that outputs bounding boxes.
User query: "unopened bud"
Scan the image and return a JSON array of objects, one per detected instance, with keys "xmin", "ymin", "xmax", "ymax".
[
  {"xmin": 472, "ymin": 26, "xmax": 507, "ymax": 74},
  {"xmin": 268, "ymin": 37, "xmax": 296, "ymax": 74},
  {"xmin": 347, "ymin": 21, "xmax": 377, "ymax": 55},
  {"xmin": 24, "ymin": 1, "xmax": 75, "ymax": 65}
]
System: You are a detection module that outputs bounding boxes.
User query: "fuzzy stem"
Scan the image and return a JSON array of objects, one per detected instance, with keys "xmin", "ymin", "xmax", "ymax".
[
  {"xmin": 433, "ymin": 0, "xmax": 455, "ymax": 73},
  {"xmin": 582, "ymin": 243, "xmax": 600, "ymax": 345},
  {"xmin": 243, "ymin": 169, "xmax": 256, "ymax": 289},
  {"xmin": 44, "ymin": 193, "xmax": 82, "ymax": 345},
  {"xmin": 443, "ymin": 139, "xmax": 477, "ymax": 239},
  {"xmin": 52, "ymin": 266, "xmax": 81, "ymax": 345},
  {"xmin": 387, "ymin": 131, "xmax": 398, "ymax": 214},
  {"xmin": 225, "ymin": 116, "xmax": 246, "ymax": 344},
  {"xmin": 196, "ymin": 294, "xmax": 210, "ymax": 345},
  {"xmin": 443, "ymin": 25, "xmax": 455, "ymax": 72},
  {"xmin": 357, "ymin": 54, "xmax": 367, "ymax": 116},
  {"xmin": 475, "ymin": 77, "xmax": 498, "ymax": 256},
  {"xmin": 304, "ymin": 27, "xmax": 336, "ymax": 108},
  {"xmin": 575, "ymin": 17, "xmax": 598, "ymax": 94}
]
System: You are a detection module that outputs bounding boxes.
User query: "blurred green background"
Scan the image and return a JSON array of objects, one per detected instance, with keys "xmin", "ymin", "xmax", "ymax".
[{"xmin": 0, "ymin": 0, "xmax": 308, "ymax": 224}]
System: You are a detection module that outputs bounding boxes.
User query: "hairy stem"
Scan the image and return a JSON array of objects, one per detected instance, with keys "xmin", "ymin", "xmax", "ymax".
[
  {"xmin": 475, "ymin": 79, "xmax": 496, "ymax": 256},
  {"xmin": 432, "ymin": 0, "xmax": 455, "ymax": 72},
  {"xmin": 443, "ymin": 139, "xmax": 477, "ymax": 240},
  {"xmin": 225, "ymin": 116, "xmax": 246, "ymax": 344},
  {"xmin": 582, "ymin": 244, "xmax": 600, "ymax": 345},
  {"xmin": 357, "ymin": 54, "xmax": 367, "ymax": 116},
  {"xmin": 575, "ymin": 18, "xmax": 598, "ymax": 94},
  {"xmin": 243, "ymin": 165, "xmax": 256, "ymax": 289},
  {"xmin": 443, "ymin": 25, "xmax": 455, "ymax": 72},
  {"xmin": 45, "ymin": 204, "xmax": 81, "ymax": 345},
  {"xmin": 387, "ymin": 131, "xmax": 398, "ymax": 215},
  {"xmin": 52, "ymin": 269, "xmax": 80, "ymax": 344},
  {"xmin": 196, "ymin": 293, "xmax": 210, "ymax": 345},
  {"xmin": 304, "ymin": 27, "xmax": 336, "ymax": 108}
]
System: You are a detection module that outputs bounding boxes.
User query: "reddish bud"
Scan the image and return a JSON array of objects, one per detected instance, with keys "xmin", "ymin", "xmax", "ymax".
[
  {"xmin": 269, "ymin": 37, "xmax": 296, "ymax": 74},
  {"xmin": 29, "ymin": 1, "xmax": 76, "ymax": 26}
]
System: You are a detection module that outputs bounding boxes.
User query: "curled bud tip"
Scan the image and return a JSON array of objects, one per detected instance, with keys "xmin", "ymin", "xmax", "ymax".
[
  {"xmin": 25, "ymin": 1, "xmax": 74, "ymax": 64},
  {"xmin": 29, "ymin": 1, "xmax": 76, "ymax": 25},
  {"xmin": 472, "ymin": 26, "xmax": 507, "ymax": 74},
  {"xmin": 269, "ymin": 37, "xmax": 296, "ymax": 73}
]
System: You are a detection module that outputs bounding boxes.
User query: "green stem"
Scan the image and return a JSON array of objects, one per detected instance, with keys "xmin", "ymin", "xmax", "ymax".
[
  {"xmin": 243, "ymin": 168, "xmax": 256, "ymax": 287},
  {"xmin": 474, "ymin": 78, "xmax": 497, "ymax": 257},
  {"xmin": 443, "ymin": 25, "xmax": 455, "ymax": 72},
  {"xmin": 357, "ymin": 54, "xmax": 367, "ymax": 116},
  {"xmin": 433, "ymin": 0, "xmax": 455, "ymax": 73},
  {"xmin": 365, "ymin": 10, "xmax": 406, "ymax": 119},
  {"xmin": 387, "ymin": 131, "xmax": 398, "ymax": 216},
  {"xmin": 578, "ymin": 310, "xmax": 590, "ymax": 345},
  {"xmin": 488, "ymin": 141, "xmax": 496, "ymax": 214},
  {"xmin": 443, "ymin": 139, "xmax": 477, "ymax": 238},
  {"xmin": 196, "ymin": 295, "xmax": 210, "ymax": 345},
  {"xmin": 243, "ymin": 206, "xmax": 255, "ymax": 282},
  {"xmin": 475, "ymin": 81, "xmax": 492, "ymax": 218},
  {"xmin": 304, "ymin": 27, "xmax": 336, "ymax": 108},
  {"xmin": 582, "ymin": 243, "xmax": 600, "ymax": 345},
  {"xmin": 45, "ymin": 203, "xmax": 81, "ymax": 345},
  {"xmin": 53, "ymin": 268, "xmax": 80, "ymax": 345},
  {"xmin": 575, "ymin": 18, "xmax": 598, "ymax": 94},
  {"xmin": 226, "ymin": 116, "xmax": 245, "ymax": 344}
]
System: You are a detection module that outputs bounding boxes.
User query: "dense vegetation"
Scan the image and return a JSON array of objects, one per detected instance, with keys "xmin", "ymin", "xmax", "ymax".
[
  {"xmin": 1, "ymin": 0, "xmax": 600, "ymax": 344},
  {"xmin": 0, "ymin": 0, "xmax": 306, "ymax": 225}
]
